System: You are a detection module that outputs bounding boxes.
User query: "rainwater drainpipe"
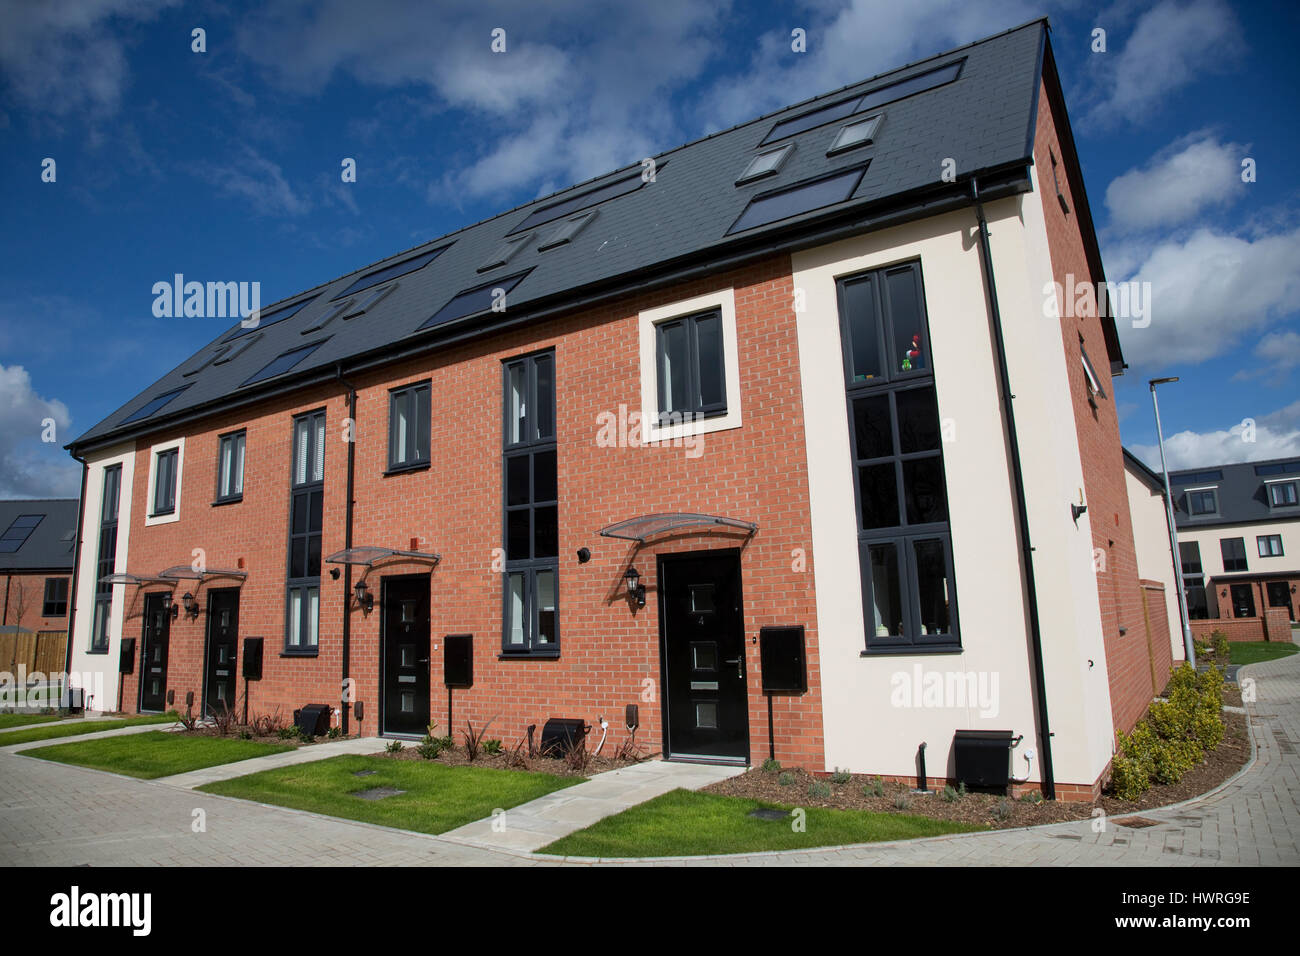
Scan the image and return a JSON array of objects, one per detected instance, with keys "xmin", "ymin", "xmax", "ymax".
[
  {"xmin": 336, "ymin": 365, "xmax": 358, "ymax": 736},
  {"xmin": 63, "ymin": 457, "xmax": 89, "ymax": 681},
  {"xmin": 970, "ymin": 176, "xmax": 1056, "ymax": 801}
]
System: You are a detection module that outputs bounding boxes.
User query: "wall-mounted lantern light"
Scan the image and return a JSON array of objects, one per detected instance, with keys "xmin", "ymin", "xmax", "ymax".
[
  {"xmin": 182, "ymin": 592, "xmax": 200, "ymax": 620},
  {"xmin": 354, "ymin": 580, "xmax": 374, "ymax": 615},
  {"xmin": 624, "ymin": 567, "xmax": 646, "ymax": 608},
  {"xmin": 162, "ymin": 595, "xmax": 178, "ymax": 620}
]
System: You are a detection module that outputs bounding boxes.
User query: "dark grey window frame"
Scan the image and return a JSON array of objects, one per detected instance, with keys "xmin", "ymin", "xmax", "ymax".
[
  {"xmin": 1257, "ymin": 534, "xmax": 1284, "ymax": 558},
  {"xmin": 215, "ymin": 430, "xmax": 246, "ymax": 504},
  {"xmin": 90, "ymin": 464, "xmax": 121, "ymax": 654},
  {"xmin": 1268, "ymin": 480, "xmax": 1298, "ymax": 507},
  {"xmin": 654, "ymin": 308, "xmax": 727, "ymax": 426},
  {"xmin": 42, "ymin": 577, "xmax": 68, "ymax": 617},
  {"xmin": 501, "ymin": 350, "xmax": 559, "ymax": 657},
  {"xmin": 151, "ymin": 447, "xmax": 178, "ymax": 517},
  {"xmin": 387, "ymin": 380, "xmax": 432, "ymax": 473},
  {"xmin": 1220, "ymin": 537, "xmax": 1248, "ymax": 573},
  {"xmin": 836, "ymin": 260, "xmax": 959, "ymax": 653},
  {"xmin": 285, "ymin": 409, "xmax": 325, "ymax": 655},
  {"xmin": 1188, "ymin": 489, "xmax": 1218, "ymax": 516}
]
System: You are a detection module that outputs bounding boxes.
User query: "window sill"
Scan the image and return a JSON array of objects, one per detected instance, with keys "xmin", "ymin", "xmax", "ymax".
[
  {"xmin": 280, "ymin": 648, "xmax": 320, "ymax": 658},
  {"xmin": 498, "ymin": 650, "xmax": 560, "ymax": 661},
  {"xmin": 212, "ymin": 496, "xmax": 243, "ymax": 507},
  {"xmin": 86, "ymin": 647, "xmax": 109, "ymax": 656},
  {"xmin": 860, "ymin": 643, "xmax": 962, "ymax": 657},
  {"xmin": 149, "ymin": 509, "xmax": 176, "ymax": 519},
  {"xmin": 383, "ymin": 461, "xmax": 431, "ymax": 477}
]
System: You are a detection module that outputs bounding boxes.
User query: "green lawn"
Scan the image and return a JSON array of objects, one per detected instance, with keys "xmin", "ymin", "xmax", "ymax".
[
  {"xmin": 24, "ymin": 731, "xmax": 292, "ymax": 778},
  {"xmin": 199, "ymin": 755, "xmax": 580, "ymax": 834},
  {"xmin": 1229, "ymin": 640, "xmax": 1299, "ymax": 666},
  {"xmin": 0, "ymin": 713, "xmax": 179, "ymax": 746},
  {"xmin": 0, "ymin": 713, "xmax": 64, "ymax": 730},
  {"xmin": 538, "ymin": 788, "xmax": 985, "ymax": 858}
]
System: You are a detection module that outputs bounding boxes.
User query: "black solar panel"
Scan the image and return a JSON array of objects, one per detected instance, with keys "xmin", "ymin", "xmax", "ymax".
[
  {"xmin": 727, "ymin": 164, "xmax": 868, "ymax": 234},
  {"xmin": 332, "ymin": 246, "xmax": 448, "ymax": 301},
  {"xmin": 419, "ymin": 271, "xmax": 532, "ymax": 331},
  {"xmin": 242, "ymin": 340, "xmax": 328, "ymax": 387},
  {"xmin": 509, "ymin": 165, "xmax": 664, "ymax": 235},
  {"xmin": 223, "ymin": 296, "xmax": 319, "ymax": 342},
  {"xmin": 119, "ymin": 385, "xmax": 190, "ymax": 425},
  {"xmin": 0, "ymin": 514, "xmax": 43, "ymax": 553}
]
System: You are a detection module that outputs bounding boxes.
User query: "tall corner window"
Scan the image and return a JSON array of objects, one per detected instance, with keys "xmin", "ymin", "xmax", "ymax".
[
  {"xmin": 1220, "ymin": 537, "xmax": 1248, "ymax": 573},
  {"xmin": 655, "ymin": 309, "xmax": 727, "ymax": 426},
  {"xmin": 502, "ymin": 350, "xmax": 559, "ymax": 655},
  {"xmin": 836, "ymin": 260, "xmax": 958, "ymax": 651},
  {"xmin": 286, "ymin": 410, "xmax": 325, "ymax": 653},
  {"xmin": 1268, "ymin": 481, "xmax": 1298, "ymax": 507},
  {"xmin": 1257, "ymin": 534, "xmax": 1284, "ymax": 558},
  {"xmin": 42, "ymin": 577, "xmax": 69, "ymax": 617},
  {"xmin": 388, "ymin": 381, "xmax": 431, "ymax": 471},
  {"xmin": 1187, "ymin": 488, "xmax": 1218, "ymax": 516},
  {"xmin": 216, "ymin": 430, "xmax": 246, "ymax": 503},
  {"xmin": 152, "ymin": 447, "xmax": 178, "ymax": 516},
  {"xmin": 91, "ymin": 464, "xmax": 122, "ymax": 652}
]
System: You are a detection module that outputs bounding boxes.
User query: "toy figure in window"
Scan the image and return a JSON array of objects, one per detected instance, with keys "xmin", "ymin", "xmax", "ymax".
[{"xmin": 901, "ymin": 334, "xmax": 921, "ymax": 371}]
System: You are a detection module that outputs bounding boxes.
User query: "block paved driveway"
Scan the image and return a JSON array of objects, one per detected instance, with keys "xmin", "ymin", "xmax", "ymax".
[{"xmin": 1, "ymin": 653, "xmax": 1296, "ymax": 866}]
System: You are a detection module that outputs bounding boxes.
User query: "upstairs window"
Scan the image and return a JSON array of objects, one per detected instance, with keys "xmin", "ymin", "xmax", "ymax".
[
  {"xmin": 91, "ymin": 465, "xmax": 121, "ymax": 653},
  {"xmin": 655, "ymin": 309, "xmax": 727, "ymax": 425},
  {"xmin": 1268, "ymin": 481, "xmax": 1298, "ymax": 507},
  {"xmin": 1220, "ymin": 537, "xmax": 1248, "ymax": 573},
  {"xmin": 286, "ymin": 411, "xmax": 325, "ymax": 654},
  {"xmin": 388, "ymin": 382, "xmax": 431, "ymax": 471},
  {"xmin": 42, "ymin": 577, "xmax": 69, "ymax": 617},
  {"xmin": 1258, "ymin": 534, "xmax": 1284, "ymax": 558},
  {"xmin": 1187, "ymin": 488, "xmax": 1218, "ymax": 516},
  {"xmin": 1179, "ymin": 540, "xmax": 1202, "ymax": 575},
  {"xmin": 216, "ymin": 431, "xmax": 245, "ymax": 503},
  {"xmin": 152, "ymin": 448, "xmax": 178, "ymax": 516}
]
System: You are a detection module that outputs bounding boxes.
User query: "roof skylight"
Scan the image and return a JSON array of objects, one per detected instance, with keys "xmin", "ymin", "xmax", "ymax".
[
  {"xmin": 827, "ymin": 115, "xmax": 882, "ymax": 154},
  {"xmin": 333, "ymin": 246, "xmax": 448, "ymax": 300},
  {"xmin": 213, "ymin": 333, "xmax": 262, "ymax": 365},
  {"xmin": 342, "ymin": 284, "xmax": 396, "ymax": 319},
  {"xmin": 537, "ymin": 211, "xmax": 596, "ymax": 251},
  {"xmin": 418, "ymin": 270, "xmax": 533, "ymax": 331},
  {"xmin": 1255, "ymin": 461, "xmax": 1300, "ymax": 476},
  {"xmin": 119, "ymin": 385, "xmax": 191, "ymax": 425},
  {"xmin": 223, "ymin": 296, "xmax": 318, "ymax": 342},
  {"xmin": 726, "ymin": 164, "xmax": 868, "ymax": 235},
  {"xmin": 241, "ymin": 340, "xmax": 328, "ymax": 387},
  {"xmin": 301, "ymin": 300, "xmax": 352, "ymax": 334},
  {"xmin": 0, "ymin": 514, "xmax": 43, "ymax": 554},
  {"xmin": 737, "ymin": 144, "xmax": 793, "ymax": 184},
  {"xmin": 182, "ymin": 345, "xmax": 229, "ymax": 376},
  {"xmin": 479, "ymin": 234, "xmax": 533, "ymax": 272},
  {"xmin": 510, "ymin": 163, "xmax": 666, "ymax": 235}
]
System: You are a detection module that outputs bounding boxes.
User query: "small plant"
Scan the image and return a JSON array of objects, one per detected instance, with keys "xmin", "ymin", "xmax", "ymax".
[
  {"xmin": 239, "ymin": 729, "xmax": 253, "ymax": 740},
  {"xmin": 482, "ymin": 738, "xmax": 503, "ymax": 756},
  {"xmin": 327, "ymin": 726, "xmax": 342, "ymax": 739},
  {"xmin": 1018, "ymin": 790, "xmax": 1043, "ymax": 804},
  {"xmin": 211, "ymin": 702, "xmax": 242, "ymax": 736},
  {"xmin": 277, "ymin": 726, "xmax": 298, "ymax": 740},
  {"xmin": 562, "ymin": 734, "xmax": 592, "ymax": 773},
  {"xmin": 613, "ymin": 728, "xmax": 645, "ymax": 763},
  {"xmin": 992, "ymin": 798, "xmax": 1012, "ymax": 821},
  {"xmin": 866, "ymin": 776, "xmax": 885, "ymax": 798},
  {"xmin": 809, "ymin": 780, "xmax": 832, "ymax": 799},
  {"xmin": 178, "ymin": 705, "xmax": 201, "ymax": 732},
  {"xmin": 385, "ymin": 739, "xmax": 404, "ymax": 754},
  {"xmin": 504, "ymin": 737, "xmax": 530, "ymax": 769},
  {"xmin": 1210, "ymin": 630, "xmax": 1230, "ymax": 661},
  {"xmin": 893, "ymin": 791, "xmax": 912, "ymax": 810},
  {"xmin": 297, "ymin": 726, "xmax": 316, "ymax": 743},
  {"xmin": 251, "ymin": 709, "xmax": 286, "ymax": 737},
  {"xmin": 416, "ymin": 735, "xmax": 442, "ymax": 760},
  {"xmin": 762, "ymin": 758, "xmax": 782, "ymax": 773},
  {"xmin": 942, "ymin": 784, "xmax": 959, "ymax": 803},
  {"xmin": 830, "ymin": 767, "xmax": 851, "ymax": 785},
  {"xmin": 462, "ymin": 716, "xmax": 499, "ymax": 762},
  {"xmin": 1193, "ymin": 638, "xmax": 1210, "ymax": 660},
  {"xmin": 778, "ymin": 771, "xmax": 795, "ymax": 786}
]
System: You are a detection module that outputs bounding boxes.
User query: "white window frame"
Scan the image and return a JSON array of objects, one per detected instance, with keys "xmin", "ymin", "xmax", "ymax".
[
  {"xmin": 144, "ymin": 437, "xmax": 184, "ymax": 526},
  {"xmin": 639, "ymin": 288, "xmax": 743, "ymax": 445}
]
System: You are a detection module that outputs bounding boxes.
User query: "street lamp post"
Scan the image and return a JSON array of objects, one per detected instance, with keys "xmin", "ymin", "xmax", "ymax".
[{"xmin": 1150, "ymin": 377, "xmax": 1196, "ymax": 668}]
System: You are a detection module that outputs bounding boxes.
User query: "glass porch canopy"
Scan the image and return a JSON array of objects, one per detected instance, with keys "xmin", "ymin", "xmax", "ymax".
[
  {"xmin": 324, "ymin": 546, "xmax": 442, "ymax": 567},
  {"xmin": 157, "ymin": 566, "xmax": 248, "ymax": 583},
  {"xmin": 598, "ymin": 513, "xmax": 758, "ymax": 543},
  {"xmin": 99, "ymin": 572, "xmax": 177, "ymax": 586}
]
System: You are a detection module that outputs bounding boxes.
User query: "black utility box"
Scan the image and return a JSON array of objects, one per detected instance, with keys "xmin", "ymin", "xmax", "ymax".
[
  {"xmin": 759, "ymin": 625, "xmax": 807, "ymax": 693},
  {"xmin": 444, "ymin": 634, "xmax": 473, "ymax": 688},
  {"xmin": 294, "ymin": 703, "xmax": 332, "ymax": 737},
  {"xmin": 539, "ymin": 718, "xmax": 587, "ymax": 757},
  {"xmin": 63, "ymin": 686, "xmax": 84, "ymax": 714},
  {"xmin": 118, "ymin": 638, "xmax": 136, "ymax": 675},
  {"xmin": 242, "ymin": 637, "xmax": 263, "ymax": 681},
  {"xmin": 953, "ymin": 730, "xmax": 1014, "ymax": 791}
]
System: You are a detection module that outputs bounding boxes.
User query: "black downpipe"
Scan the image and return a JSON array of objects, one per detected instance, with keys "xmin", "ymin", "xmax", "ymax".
[
  {"xmin": 63, "ymin": 458, "xmax": 89, "ymax": 683},
  {"xmin": 970, "ymin": 177, "xmax": 1056, "ymax": 800},
  {"xmin": 337, "ymin": 366, "xmax": 358, "ymax": 735}
]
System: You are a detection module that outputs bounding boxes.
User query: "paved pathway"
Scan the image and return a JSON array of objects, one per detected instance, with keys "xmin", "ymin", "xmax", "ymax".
[
  {"xmin": 441, "ymin": 760, "xmax": 744, "ymax": 852},
  {"xmin": 0, "ymin": 715, "xmax": 122, "ymax": 734},
  {"xmin": 1, "ymin": 653, "xmax": 1296, "ymax": 866},
  {"xmin": 154, "ymin": 736, "xmax": 384, "ymax": 789},
  {"xmin": 0, "ymin": 720, "xmax": 183, "ymax": 754}
]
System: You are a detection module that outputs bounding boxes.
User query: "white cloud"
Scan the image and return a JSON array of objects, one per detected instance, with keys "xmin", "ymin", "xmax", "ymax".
[
  {"xmin": 1085, "ymin": 0, "xmax": 1244, "ymax": 125},
  {"xmin": 0, "ymin": 365, "xmax": 79, "ymax": 498},
  {"xmin": 1115, "ymin": 227, "xmax": 1300, "ymax": 367},
  {"xmin": 1130, "ymin": 416, "xmax": 1300, "ymax": 472},
  {"xmin": 0, "ymin": 0, "xmax": 178, "ymax": 122},
  {"xmin": 194, "ymin": 146, "xmax": 312, "ymax": 217},
  {"xmin": 1104, "ymin": 132, "xmax": 1247, "ymax": 232}
]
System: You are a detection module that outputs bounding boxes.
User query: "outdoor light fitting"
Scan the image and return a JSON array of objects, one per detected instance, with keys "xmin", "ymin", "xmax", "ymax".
[
  {"xmin": 624, "ymin": 567, "xmax": 646, "ymax": 608},
  {"xmin": 354, "ymin": 580, "xmax": 374, "ymax": 615},
  {"xmin": 182, "ymin": 592, "xmax": 199, "ymax": 619}
]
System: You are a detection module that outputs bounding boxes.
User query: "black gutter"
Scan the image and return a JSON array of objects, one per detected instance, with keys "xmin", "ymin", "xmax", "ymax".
[
  {"xmin": 970, "ymin": 176, "xmax": 1056, "ymax": 800},
  {"xmin": 67, "ymin": 164, "xmax": 1032, "ymax": 459},
  {"xmin": 62, "ymin": 459, "xmax": 89, "ymax": 682},
  {"xmin": 336, "ymin": 364, "xmax": 358, "ymax": 736}
]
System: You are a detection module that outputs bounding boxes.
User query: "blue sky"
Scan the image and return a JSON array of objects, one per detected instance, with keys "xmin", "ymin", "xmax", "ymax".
[{"xmin": 1, "ymin": 0, "xmax": 1298, "ymax": 497}]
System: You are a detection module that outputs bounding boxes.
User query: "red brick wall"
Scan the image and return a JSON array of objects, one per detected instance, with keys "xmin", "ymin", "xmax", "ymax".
[
  {"xmin": 1192, "ymin": 610, "xmax": 1297, "ymax": 643},
  {"xmin": 1, "ymin": 572, "xmax": 71, "ymax": 634},
  {"xmin": 114, "ymin": 256, "xmax": 827, "ymax": 768},
  {"xmin": 1032, "ymin": 79, "xmax": 1173, "ymax": 734}
]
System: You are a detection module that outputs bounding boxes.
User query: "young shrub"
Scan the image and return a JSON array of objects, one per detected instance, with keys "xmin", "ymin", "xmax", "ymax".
[
  {"xmin": 1212, "ymin": 632, "xmax": 1230, "ymax": 662},
  {"xmin": 1110, "ymin": 729, "xmax": 1151, "ymax": 801},
  {"xmin": 327, "ymin": 726, "xmax": 342, "ymax": 739},
  {"xmin": 416, "ymin": 736, "xmax": 442, "ymax": 760},
  {"xmin": 942, "ymin": 784, "xmax": 959, "ymax": 803},
  {"xmin": 893, "ymin": 791, "xmax": 912, "ymax": 811},
  {"xmin": 482, "ymin": 739, "xmax": 503, "ymax": 756},
  {"xmin": 462, "ymin": 716, "xmax": 499, "ymax": 762},
  {"xmin": 830, "ymin": 767, "xmax": 851, "ymax": 785},
  {"xmin": 385, "ymin": 739, "xmax": 404, "ymax": 754},
  {"xmin": 278, "ymin": 727, "xmax": 298, "ymax": 740},
  {"xmin": 1018, "ymin": 790, "xmax": 1043, "ymax": 804},
  {"xmin": 992, "ymin": 799, "xmax": 1012, "ymax": 822},
  {"xmin": 562, "ymin": 734, "xmax": 591, "ymax": 773},
  {"xmin": 761, "ymin": 758, "xmax": 782, "ymax": 773},
  {"xmin": 809, "ymin": 780, "xmax": 832, "ymax": 799},
  {"xmin": 868, "ymin": 776, "xmax": 885, "ymax": 798},
  {"xmin": 778, "ymin": 772, "xmax": 795, "ymax": 786},
  {"xmin": 1193, "ymin": 638, "xmax": 1210, "ymax": 660}
]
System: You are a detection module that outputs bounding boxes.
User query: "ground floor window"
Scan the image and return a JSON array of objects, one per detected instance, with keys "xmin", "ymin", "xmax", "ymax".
[
  {"xmin": 287, "ymin": 585, "xmax": 319, "ymax": 649},
  {"xmin": 504, "ymin": 566, "xmax": 558, "ymax": 654}
]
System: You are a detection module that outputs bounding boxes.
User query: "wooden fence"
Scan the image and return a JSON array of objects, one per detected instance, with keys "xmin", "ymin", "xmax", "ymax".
[{"xmin": 0, "ymin": 630, "xmax": 68, "ymax": 678}]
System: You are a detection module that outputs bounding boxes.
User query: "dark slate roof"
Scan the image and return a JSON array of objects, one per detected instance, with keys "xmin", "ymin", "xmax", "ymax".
[
  {"xmin": 0, "ymin": 499, "xmax": 78, "ymax": 571},
  {"xmin": 70, "ymin": 19, "xmax": 1050, "ymax": 453},
  {"xmin": 1171, "ymin": 457, "xmax": 1300, "ymax": 530}
]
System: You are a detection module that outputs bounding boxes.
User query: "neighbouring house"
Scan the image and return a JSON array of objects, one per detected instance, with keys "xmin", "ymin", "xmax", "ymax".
[
  {"xmin": 1169, "ymin": 456, "xmax": 1300, "ymax": 641},
  {"xmin": 64, "ymin": 19, "xmax": 1173, "ymax": 799},
  {"xmin": 1122, "ymin": 449, "xmax": 1185, "ymax": 666},
  {"xmin": 1, "ymin": 498, "xmax": 79, "ymax": 678}
]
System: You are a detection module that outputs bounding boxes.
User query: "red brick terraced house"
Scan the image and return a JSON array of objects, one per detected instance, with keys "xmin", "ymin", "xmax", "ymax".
[
  {"xmin": 1, "ymin": 498, "xmax": 78, "ymax": 644},
  {"xmin": 65, "ymin": 20, "xmax": 1174, "ymax": 800}
]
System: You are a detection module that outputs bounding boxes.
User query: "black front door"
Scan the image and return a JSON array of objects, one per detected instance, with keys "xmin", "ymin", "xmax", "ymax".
[
  {"xmin": 139, "ymin": 592, "xmax": 171, "ymax": 713},
  {"xmin": 204, "ymin": 589, "xmax": 240, "ymax": 717},
  {"xmin": 1266, "ymin": 582, "xmax": 1295, "ymax": 621},
  {"xmin": 1230, "ymin": 583, "xmax": 1256, "ymax": 618},
  {"xmin": 659, "ymin": 551, "xmax": 749, "ymax": 763},
  {"xmin": 381, "ymin": 576, "xmax": 430, "ymax": 736}
]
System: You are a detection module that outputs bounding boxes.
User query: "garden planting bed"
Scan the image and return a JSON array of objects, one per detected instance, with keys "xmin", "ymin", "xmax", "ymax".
[{"xmin": 377, "ymin": 740, "xmax": 650, "ymax": 777}]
